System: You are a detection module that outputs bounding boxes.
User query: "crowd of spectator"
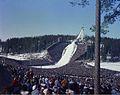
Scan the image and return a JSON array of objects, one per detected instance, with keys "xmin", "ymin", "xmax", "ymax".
[{"xmin": 0, "ymin": 62, "xmax": 120, "ymax": 95}]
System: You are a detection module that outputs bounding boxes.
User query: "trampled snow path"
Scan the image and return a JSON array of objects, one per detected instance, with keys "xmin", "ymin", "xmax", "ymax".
[{"xmin": 87, "ymin": 62, "xmax": 120, "ymax": 72}]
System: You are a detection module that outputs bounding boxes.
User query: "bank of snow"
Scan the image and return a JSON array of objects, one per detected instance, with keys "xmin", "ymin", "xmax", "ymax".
[
  {"xmin": 0, "ymin": 50, "xmax": 48, "ymax": 61},
  {"xmin": 87, "ymin": 62, "xmax": 120, "ymax": 72}
]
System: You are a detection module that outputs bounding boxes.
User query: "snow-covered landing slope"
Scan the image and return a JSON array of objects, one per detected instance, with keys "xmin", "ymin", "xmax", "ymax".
[{"xmin": 87, "ymin": 62, "xmax": 120, "ymax": 72}]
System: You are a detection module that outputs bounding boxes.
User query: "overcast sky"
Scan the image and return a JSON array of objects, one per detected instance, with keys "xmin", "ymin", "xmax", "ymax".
[{"xmin": 0, "ymin": 0, "xmax": 120, "ymax": 41}]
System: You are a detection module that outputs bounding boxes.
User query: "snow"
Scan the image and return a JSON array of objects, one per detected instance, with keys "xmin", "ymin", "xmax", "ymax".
[
  {"xmin": 87, "ymin": 62, "xmax": 120, "ymax": 72},
  {"xmin": 0, "ymin": 50, "xmax": 48, "ymax": 61}
]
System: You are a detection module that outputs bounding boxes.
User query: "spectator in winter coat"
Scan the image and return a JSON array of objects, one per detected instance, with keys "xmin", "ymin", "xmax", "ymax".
[{"xmin": 31, "ymin": 85, "xmax": 39, "ymax": 95}]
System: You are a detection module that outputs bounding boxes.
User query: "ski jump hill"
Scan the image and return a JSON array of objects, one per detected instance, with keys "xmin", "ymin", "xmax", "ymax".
[{"xmin": 32, "ymin": 28, "xmax": 87, "ymax": 69}]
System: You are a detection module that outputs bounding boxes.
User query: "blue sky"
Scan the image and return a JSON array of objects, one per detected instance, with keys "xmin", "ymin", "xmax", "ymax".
[{"xmin": 0, "ymin": 0, "xmax": 120, "ymax": 41}]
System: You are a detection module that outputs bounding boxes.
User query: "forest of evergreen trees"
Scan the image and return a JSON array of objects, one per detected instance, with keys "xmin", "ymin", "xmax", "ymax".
[
  {"xmin": 101, "ymin": 37, "xmax": 120, "ymax": 61},
  {"xmin": 0, "ymin": 35, "xmax": 75, "ymax": 54},
  {"xmin": 0, "ymin": 35, "xmax": 120, "ymax": 62}
]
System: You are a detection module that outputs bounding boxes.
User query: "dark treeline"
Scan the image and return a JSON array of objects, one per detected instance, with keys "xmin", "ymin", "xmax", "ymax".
[
  {"xmin": 0, "ymin": 35, "xmax": 75, "ymax": 54},
  {"xmin": 101, "ymin": 37, "xmax": 120, "ymax": 62},
  {"xmin": 75, "ymin": 36, "xmax": 120, "ymax": 62},
  {"xmin": 86, "ymin": 37, "xmax": 120, "ymax": 62},
  {"xmin": 0, "ymin": 35, "xmax": 120, "ymax": 62}
]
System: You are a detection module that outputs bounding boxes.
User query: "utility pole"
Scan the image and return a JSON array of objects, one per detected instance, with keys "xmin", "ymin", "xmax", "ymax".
[{"xmin": 94, "ymin": 0, "xmax": 101, "ymax": 94}]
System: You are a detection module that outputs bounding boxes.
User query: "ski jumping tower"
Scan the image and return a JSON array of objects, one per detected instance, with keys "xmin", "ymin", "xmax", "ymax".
[{"xmin": 32, "ymin": 27, "xmax": 87, "ymax": 69}]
